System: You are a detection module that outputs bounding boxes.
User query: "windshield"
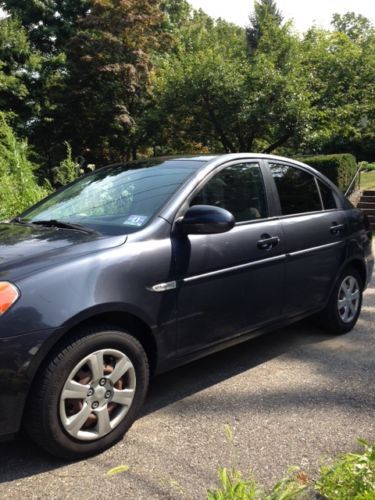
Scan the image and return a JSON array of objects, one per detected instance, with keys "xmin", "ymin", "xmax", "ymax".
[{"xmin": 21, "ymin": 159, "xmax": 205, "ymax": 235}]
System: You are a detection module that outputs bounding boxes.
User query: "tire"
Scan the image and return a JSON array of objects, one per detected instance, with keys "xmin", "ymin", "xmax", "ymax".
[
  {"xmin": 24, "ymin": 324, "xmax": 149, "ymax": 460},
  {"xmin": 316, "ymin": 266, "xmax": 363, "ymax": 335}
]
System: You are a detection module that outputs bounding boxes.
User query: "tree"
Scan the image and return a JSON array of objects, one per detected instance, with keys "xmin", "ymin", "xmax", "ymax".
[
  {"xmin": 150, "ymin": 11, "xmax": 249, "ymax": 154},
  {"xmin": 332, "ymin": 12, "xmax": 374, "ymax": 42},
  {"xmin": 53, "ymin": 0, "xmax": 166, "ymax": 165},
  {"xmin": 246, "ymin": 0, "xmax": 283, "ymax": 52},
  {"xmin": 1, "ymin": 0, "xmax": 92, "ymax": 54},
  {"xmin": 160, "ymin": 0, "xmax": 191, "ymax": 32},
  {"xmin": 0, "ymin": 16, "xmax": 41, "ymax": 135},
  {"xmin": 298, "ymin": 19, "xmax": 375, "ymax": 160},
  {"xmin": 152, "ymin": 4, "xmax": 309, "ymax": 155}
]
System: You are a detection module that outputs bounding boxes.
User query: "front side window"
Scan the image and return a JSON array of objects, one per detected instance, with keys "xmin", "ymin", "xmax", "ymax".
[
  {"xmin": 270, "ymin": 163, "xmax": 322, "ymax": 215},
  {"xmin": 191, "ymin": 163, "xmax": 268, "ymax": 222},
  {"xmin": 21, "ymin": 160, "xmax": 205, "ymax": 235}
]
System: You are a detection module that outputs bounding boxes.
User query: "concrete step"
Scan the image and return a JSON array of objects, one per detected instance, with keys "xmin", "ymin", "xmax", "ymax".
[
  {"xmin": 358, "ymin": 202, "xmax": 375, "ymax": 209},
  {"xmin": 360, "ymin": 208, "xmax": 375, "ymax": 215},
  {"xmin": 359, "ymin": 196, "xmax": 375, "ymax": 203}
]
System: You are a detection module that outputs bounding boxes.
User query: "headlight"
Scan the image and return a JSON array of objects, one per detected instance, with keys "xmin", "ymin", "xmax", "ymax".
[{"xmin": 0, "ymin": 282, "xmax": 20, "ymax": 315}]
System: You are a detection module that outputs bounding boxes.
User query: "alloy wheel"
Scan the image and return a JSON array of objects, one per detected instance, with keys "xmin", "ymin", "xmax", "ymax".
[
  {"xmin": 337, "ymin": 275, "xmax": 360, "ymax": 324},
  {"xmin": 59, "ymin": 349, "xmax": 136, "ymax": 441}
]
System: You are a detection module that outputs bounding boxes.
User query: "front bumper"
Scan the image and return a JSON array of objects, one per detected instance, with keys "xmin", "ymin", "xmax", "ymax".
[{"xmin": 0, "ymin": 329, "xmax": 57, "ymax": 437}]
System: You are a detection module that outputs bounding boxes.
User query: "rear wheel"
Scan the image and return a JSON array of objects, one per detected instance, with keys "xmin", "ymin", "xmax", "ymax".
[
  {"xmin": 316, "ymin": 267, "xmax": 363, "ymax": 335},
  {"xmin": 25, "ymin": 325, "xmax": 149, "ymax": 460}
]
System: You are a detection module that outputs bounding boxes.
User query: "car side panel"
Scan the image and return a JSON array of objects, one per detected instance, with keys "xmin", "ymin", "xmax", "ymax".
[
  {"xmin": 280, "ymin": 211, "xmax": 347, "ymax": 316},
  {"xmin": 174, "ymin": 220, "xmax": 286, "ymax": 355}
]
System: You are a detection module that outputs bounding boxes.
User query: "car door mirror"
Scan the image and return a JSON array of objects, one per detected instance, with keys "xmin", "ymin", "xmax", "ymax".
[{"xmin": 177, "ymin": 205, "xmax": 235, "ymax": 235}]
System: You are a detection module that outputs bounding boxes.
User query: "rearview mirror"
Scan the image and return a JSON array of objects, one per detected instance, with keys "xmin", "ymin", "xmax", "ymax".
[{"xmin": 176, "ymin": 205, "xmax": 235, "ymax": 235}]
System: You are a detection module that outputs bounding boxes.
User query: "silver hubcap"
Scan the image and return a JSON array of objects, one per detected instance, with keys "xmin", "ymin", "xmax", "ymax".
[
  {"xmin": 338, "ymin": 275, "xmax": 360, "ymax": 324},
  {"xmin": 59, "ymin": 349, "xmax": 136, "ymax": 441}
]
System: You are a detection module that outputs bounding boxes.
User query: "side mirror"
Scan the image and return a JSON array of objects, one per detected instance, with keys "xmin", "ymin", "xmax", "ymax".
[{"xmin": 177, "ymin": 205, "xmax": 235, "ymax": 235}]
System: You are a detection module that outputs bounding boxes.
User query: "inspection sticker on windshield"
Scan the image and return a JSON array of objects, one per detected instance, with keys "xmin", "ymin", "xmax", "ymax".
[{"xmin": 123, "ymin": 215, "xmax": 148, "ymax": 227}]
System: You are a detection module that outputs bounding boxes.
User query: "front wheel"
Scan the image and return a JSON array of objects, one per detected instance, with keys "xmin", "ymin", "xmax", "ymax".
[
  {"xmin": 316, "ymin": 267, "xmax": 363, "ymax": 335},
  {"xmin": 25, "ymin": 325, "xmax": 149, "ymax": 460}
]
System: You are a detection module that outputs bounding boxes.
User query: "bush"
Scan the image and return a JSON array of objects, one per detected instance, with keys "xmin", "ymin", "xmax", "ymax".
[
  {"xmin": 0, "ymin": 113, "xmax": 50, "ymax": 220},
  {"xmin": 51, "ymin": 142, "xmax": 82, "ymax": 187},
  {"xmin": 296, "ymin": 153, "xmax": 357, "ymax": 192}
]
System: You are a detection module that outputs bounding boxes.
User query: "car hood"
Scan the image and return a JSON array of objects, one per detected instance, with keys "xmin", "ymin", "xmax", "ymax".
[{"xmin": 0, "ymin": 223, "xmax": 127, "ymax": 281}]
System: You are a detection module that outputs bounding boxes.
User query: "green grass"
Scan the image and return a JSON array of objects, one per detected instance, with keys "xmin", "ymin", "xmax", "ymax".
[{"xmin": 360, "ymin": 171, "xmax": 375, "ymax": 191}]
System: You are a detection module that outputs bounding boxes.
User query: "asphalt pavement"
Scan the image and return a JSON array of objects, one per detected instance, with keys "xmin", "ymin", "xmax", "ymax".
[{"xmin": 0, "ymin": 275, "xmax": 374, "ymax": 499}]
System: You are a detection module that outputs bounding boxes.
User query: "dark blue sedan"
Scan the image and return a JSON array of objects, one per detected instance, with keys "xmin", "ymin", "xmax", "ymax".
[{"xmin": 0, "ymin": 154, "xmax": 373, "ymax": 458}]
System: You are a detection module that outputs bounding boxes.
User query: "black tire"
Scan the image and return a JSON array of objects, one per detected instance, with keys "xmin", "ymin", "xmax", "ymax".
[
  {"xmin": 24, "ymin": 324, "xmax": 149, "ymax": 460},
  {"xmin": 316, "ymin": 266, "xmax": 363, "ymax": 335}
]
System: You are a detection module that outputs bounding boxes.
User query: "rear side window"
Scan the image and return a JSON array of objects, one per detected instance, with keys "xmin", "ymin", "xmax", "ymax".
[
  {"xmin": 191, "ymin": 163, "xmax": 268, "ymax": 222},
  {"xmin": 318, "ymin": 180, "xmax": 337, "ymax": 210},
  {"xmin": 270, "ymin": 163, "xmax": 322, "ymax": 215}
]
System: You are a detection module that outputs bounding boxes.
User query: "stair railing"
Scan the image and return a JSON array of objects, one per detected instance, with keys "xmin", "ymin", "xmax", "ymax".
[{"xmin": 345, "ymin": 165, "xmax": 364, "ymax": 196}]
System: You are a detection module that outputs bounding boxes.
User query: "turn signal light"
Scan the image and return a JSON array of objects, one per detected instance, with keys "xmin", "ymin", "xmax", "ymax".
[{"xmin": 0, "ymin": 282, "xmax": 19, "ymax": 315}]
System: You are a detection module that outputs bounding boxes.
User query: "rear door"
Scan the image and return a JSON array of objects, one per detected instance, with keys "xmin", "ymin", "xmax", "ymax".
[
  {"xmin": 174, "ymin": 160, "xmax": 286, "ymax": 356},
  {"xmin": 267, "ymin": 161, "xmax": 346, "ymax": 317}
]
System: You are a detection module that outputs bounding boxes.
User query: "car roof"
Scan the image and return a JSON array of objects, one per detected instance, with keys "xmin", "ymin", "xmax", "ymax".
[{"xmin": 162, "ymin": 153, "xmax": 312, "ymax": 169}]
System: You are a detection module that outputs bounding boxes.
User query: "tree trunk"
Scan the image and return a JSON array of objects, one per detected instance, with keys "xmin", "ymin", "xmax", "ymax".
[
  {"xmin": 262, "ymin": 133, "xmax": 292, "ymax": 154},
  {"xmin": 203, "ymin": 95, "xmax": 236, "ymax": 153}
]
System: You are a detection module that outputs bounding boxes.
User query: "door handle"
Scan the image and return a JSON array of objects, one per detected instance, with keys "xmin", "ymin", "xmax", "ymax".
[
  {"xmin": 257, "ymin": 234, "xmax": 280, "ymax": 251},
  {"xmin": 330, "ymin": 223, "xmax": 344, "ymax": 235}
]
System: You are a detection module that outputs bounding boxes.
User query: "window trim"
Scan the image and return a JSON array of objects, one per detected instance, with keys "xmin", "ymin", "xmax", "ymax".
[
  {"xmin": 316, "ymin": 177, "xmax": 339, "ymax": 211},
  {"xmin": 266, "ymin": 161, "xmax": 340, "ymax": 218},
  {"xmin": 174, "ymin": 159, "xmax": 273, "ymax": 227}
]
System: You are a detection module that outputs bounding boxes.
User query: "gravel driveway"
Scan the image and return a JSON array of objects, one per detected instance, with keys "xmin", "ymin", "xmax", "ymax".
[{"xmin": 0, "ymin": 274, "xmax": 374, "ymax": 499}]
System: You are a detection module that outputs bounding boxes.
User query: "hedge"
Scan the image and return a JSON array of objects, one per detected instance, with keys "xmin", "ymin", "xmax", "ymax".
[{"xmin": 296, "ymin": 154, "xmax": 357, "ymax": 192}]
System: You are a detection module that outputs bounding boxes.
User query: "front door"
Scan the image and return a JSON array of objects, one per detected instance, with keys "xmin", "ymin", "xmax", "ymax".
[{"xmin": 174, "ymin": 161, "xmax": 286, "ymax": 356}]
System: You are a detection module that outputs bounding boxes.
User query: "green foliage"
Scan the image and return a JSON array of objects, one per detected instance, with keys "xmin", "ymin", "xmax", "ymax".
[
  {"xmin": 52, "ymin": 142, "xmax": 81, "ymax": 186},
  {"xmin": 246, "ymin": 0, "xmax": 283, "ymax": 52},
  {"xmin": 207, "ymin": 439, "xmax": 375, "ymax": 500},
  {"xmin": 316, "ymin": 439, "xmax": 375, "ymax": 499},
  {"xmin": 53, "ymin": 0, "xmax": 167, "ymax": 165},
  {"xmin": 0, "ymin": 113, "xmax": 49, "ymax": 220},
  {"xmin": 0, "ymin": 16, "xmax": 41, "ymax": 134},
  {"xmin": 207, "ymin": 467, "xmax": 307, "ymax": 500},
  {"xmin": 207, "ymin": 468, "xmax": 259, "ymax": 499},
  {"xmin": 160, "ymin": 0, "xmax": 191, "ymax": 32},
  {"xmin": 298, "ymin": 24, "xmax": 375, "ymax": 160},
  {"xmin": 360, "ymin": 162, "xmax": 375, "ymax": 171},
  {"xmin": 0, "ymin": 0, "xmax": 374, "ymax": 172},
  {"xmin": 1, "ymin": 0, "xmax": 92, "ymax": 54},
  {"xmin": 207, "ymin": 426, "xmax": 308, "ymax": 500},
  {"xmin": 152, "ymin": 5, "xmax": 309, "ymax": 155},
  {"xmin": 332, "ymin": 12, "xmax": 374, "ymax": 42},
  {"xmin": 298, "ymin": 154, "xmax": 357, "ymax": 191}
]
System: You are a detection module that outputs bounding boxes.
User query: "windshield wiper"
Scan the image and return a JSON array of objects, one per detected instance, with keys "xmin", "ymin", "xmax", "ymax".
[
  {"xmin": 12, "ymin": 217, "xmax": 29, "ymax": 225},
  {"xmin": 30, "ymin": 219, "xmax": 98, "ymax": 235}
]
